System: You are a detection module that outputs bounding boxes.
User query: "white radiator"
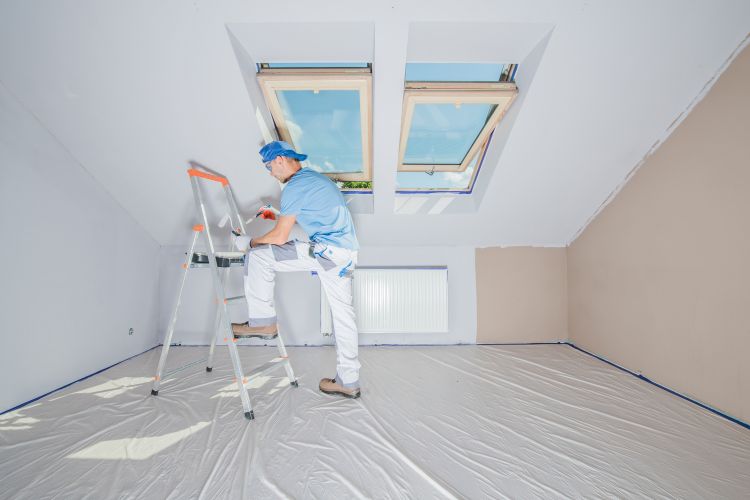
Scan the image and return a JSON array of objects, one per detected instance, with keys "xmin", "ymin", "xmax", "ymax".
[{"xmin": 320, "ymin": 267, "xmax": 449, "ymax": 334}]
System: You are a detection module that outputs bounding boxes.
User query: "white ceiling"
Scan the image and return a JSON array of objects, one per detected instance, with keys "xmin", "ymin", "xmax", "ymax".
[{"xmin": 1, "ymin": 1, "xmax": 748, "ymax": 247}]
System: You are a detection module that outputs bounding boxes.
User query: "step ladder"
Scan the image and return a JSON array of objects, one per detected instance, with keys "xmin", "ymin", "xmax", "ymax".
[{"xmin": 151, "ymin": 165, "xmax": 298, "ymax": 420}]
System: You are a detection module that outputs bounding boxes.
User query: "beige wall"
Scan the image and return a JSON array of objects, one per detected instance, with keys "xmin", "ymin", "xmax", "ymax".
[
  {"xmin": 476, "ymin": 247, "xmax": 567, "ymax": 344},
  {"xmin": 568, "ymin": 45, "xmax": 750, "ymax": 421}
]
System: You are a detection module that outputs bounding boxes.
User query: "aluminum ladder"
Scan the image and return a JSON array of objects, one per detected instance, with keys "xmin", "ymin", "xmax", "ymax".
[{"xmin": 151, "ymin": 165, "xmax": 298, "ymax": 420}]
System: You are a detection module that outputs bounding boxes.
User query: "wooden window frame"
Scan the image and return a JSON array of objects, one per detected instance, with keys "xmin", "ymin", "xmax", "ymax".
[
  {"xmin": 257, "ymin": 70, "xmax": 373, "ymax": 182},
  {"xmin": 398, "ymin": 82, "xmax": 517, "ymax": 173}
]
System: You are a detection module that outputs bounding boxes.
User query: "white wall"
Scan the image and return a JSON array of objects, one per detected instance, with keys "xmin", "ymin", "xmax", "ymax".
[
  {"xmin": 159, "ymin": 244, "xmax": 476, "ymax": 346},
  {"xmin": 0, "ymin": 83, "xmax": 161, "ymax": 412}
]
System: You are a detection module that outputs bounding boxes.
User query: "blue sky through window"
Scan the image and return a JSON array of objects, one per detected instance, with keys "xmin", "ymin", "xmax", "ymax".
[
  {"xmin": 405, "ymin": 63, "xmax": 506, "ymax": 82},
  {"xmin": 404, "ymin": 103, "xmax": 496, "ymax": 165},
  {"xmin": 276, "ymin": 89, "xmax": 363, "ymax": 174},
  {"xmin": 265, "ymin": 62, "xmax": 369, "ymax": 69}
]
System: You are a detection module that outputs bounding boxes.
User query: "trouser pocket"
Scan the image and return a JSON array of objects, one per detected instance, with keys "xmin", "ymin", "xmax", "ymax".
[{"xmin": 315, "ymin": 246, "xmax": 356, "ymax": 275}]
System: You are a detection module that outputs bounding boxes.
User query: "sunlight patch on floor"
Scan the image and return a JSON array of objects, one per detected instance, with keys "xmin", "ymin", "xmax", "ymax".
[
  {"xmin": 66, "ymin": 421, "xmax": 210, "ymax": 460},
  {"xmin": 50, "ymin": 377, "xmax": 153, "ymax": 401},
  {"xmin": 0, "ymin": 404, "xmax": 42, "ymax": 431}
]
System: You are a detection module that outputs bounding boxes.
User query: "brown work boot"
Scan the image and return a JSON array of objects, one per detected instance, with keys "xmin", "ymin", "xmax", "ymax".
[
  {"xmin": 319, "ymin": 377, "xmax": 361, "ymax": 399},
  {"xmin": 231, "ymin": 321, "xmax": 278, "ymax": 339}
]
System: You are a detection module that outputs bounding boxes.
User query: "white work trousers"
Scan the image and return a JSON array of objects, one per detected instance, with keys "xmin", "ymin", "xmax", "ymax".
[{"xmin": 243, "ymin": 240, "xmax": 360, "ymax": 387}]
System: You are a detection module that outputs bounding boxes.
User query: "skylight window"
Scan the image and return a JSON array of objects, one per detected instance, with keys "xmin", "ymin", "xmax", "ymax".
[
  {"xmin": 257, "ymin": 64, "xmax": 372, "ymax": 184},
  {"xmin": 396, "ymin": 63, "xmax": 518, "ymax": 193}
]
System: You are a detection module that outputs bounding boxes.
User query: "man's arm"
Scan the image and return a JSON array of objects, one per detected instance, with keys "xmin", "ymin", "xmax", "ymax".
[{"xmin": 250, "ymin": 214, "xmax": 296, "ymax": 247}]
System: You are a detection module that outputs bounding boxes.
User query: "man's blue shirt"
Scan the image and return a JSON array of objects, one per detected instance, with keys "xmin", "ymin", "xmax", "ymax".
[{"xmin": 280, "ymin": 168, "xmax": 359, "ymax": 250}]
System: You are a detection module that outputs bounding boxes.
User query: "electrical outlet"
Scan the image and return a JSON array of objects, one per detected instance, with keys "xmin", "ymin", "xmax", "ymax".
[{"xmin": 128, "ymin": 328, "xmax": 134, "ymax": 336}]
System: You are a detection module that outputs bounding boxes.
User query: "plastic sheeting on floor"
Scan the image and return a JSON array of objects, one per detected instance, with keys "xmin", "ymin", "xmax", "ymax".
[{"xmin": 1, "ymin": 345, "xmax": 749, "ymax": 499}]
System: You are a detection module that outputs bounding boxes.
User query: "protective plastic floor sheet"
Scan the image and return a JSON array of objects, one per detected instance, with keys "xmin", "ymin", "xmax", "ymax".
[{"xmin": 1, "ymin": 345, "xmax": 749, "ymax": 499}]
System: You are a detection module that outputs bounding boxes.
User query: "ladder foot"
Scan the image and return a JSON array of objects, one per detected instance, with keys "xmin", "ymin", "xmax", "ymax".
[
  {"xmin": 244, "ymin": 410, "xmax": 255, "ymax": 420},
  {"xmin": 206, "ymin": 366, "xmax": 213, "ymax": 372},
  {"xmin": 290, "ymin": 380, "xmax": 299, "ymax": 388},
  {"xmin": 151, "ymin": 389, "xmax": 159, "ymax": 396}
]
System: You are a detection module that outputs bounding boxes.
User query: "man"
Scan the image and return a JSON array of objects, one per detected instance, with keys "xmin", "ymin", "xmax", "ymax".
[{"xmin": 232, "ymin": 140, "xmax": 361, "ymax": 399}]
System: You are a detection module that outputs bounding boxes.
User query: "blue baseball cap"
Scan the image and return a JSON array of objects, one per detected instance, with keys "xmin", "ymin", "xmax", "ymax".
[{"xmin": 259, "ymin": 141, "xmax": 308, "ymax": 163}]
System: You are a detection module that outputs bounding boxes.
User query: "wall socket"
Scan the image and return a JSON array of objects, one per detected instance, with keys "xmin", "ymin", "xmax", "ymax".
[{"xmin": 128, "ymin": 328, "xmax": 134, "ymax": 336}]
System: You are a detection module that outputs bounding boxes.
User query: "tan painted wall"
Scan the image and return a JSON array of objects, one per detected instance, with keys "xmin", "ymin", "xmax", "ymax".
[
  {"xmin": 476, "ymin": 247, "xmax": 567, "ymax": 344},
  {"xmin": 568, "ymin": 45, "xmax": 750, "ymax": 421}
]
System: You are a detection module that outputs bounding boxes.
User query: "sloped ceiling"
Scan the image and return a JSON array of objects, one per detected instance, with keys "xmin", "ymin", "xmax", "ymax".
[{"xmin": 1, "ymin": 1, "xmax": 748, "ymax": 247}]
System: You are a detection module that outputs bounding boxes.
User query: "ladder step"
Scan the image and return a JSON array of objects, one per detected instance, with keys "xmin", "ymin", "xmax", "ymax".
[
  {"xmin": 233, "ymin": 332, "xmax": 278, "ymax": 340},
  {"xmin": 191, "ymin": 252, "xmax": 245, "ymax": 268}
]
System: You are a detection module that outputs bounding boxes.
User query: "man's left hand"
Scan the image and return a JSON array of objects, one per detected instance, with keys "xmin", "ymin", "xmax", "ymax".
[{"xmin": 234, "ymin": 235, "xmax": 252, "ymax": 251}]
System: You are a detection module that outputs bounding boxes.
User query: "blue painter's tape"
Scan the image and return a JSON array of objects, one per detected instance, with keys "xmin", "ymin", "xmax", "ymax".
[
  {"xmin": 1, "ymin": 345, "xmax": 160, "ymax": 415},
  {"xmin": 566, "ymin": 342, "xmax": 750, "ymax": 431}
]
